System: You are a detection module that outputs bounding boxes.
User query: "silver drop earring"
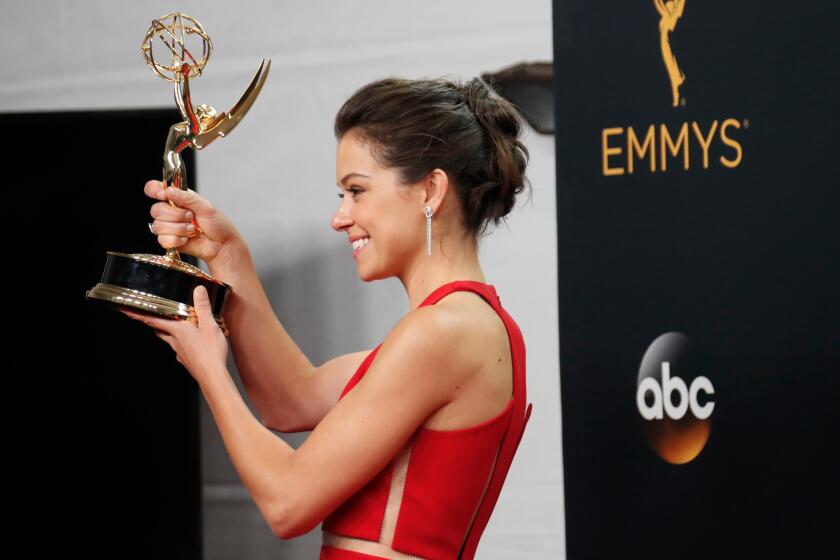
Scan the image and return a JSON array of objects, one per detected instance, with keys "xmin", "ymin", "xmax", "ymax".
[{"xmin": 424, "ymin": 205, "xmax": 434, "ymax": 256}]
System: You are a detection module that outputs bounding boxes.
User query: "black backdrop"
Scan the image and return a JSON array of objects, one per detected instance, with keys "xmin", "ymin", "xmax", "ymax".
[
  {"xmin": 6, "ymin": 109, "xmax": 203, "ymax": 559},
  {"xmin": 553, "ymin": 1, "xmax": 837, "ymax": 558}
]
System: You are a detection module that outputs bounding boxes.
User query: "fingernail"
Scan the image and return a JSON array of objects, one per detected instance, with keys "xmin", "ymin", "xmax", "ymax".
[
  {"xmin": 167, "ymin": 187, "xmax": 178, "ymax": 196},
  {"xmin": 185, "ymin": 211, "xmax": 194, "ymax": 220}
]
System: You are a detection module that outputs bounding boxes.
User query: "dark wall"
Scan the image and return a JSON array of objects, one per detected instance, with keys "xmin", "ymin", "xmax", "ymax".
[
  {"xmin": 6, "ymin": 109, "xmax": 203, "ymax": 559},
  {"xmin": 553, "ymin": 1, "xmax": 837, "ymax": 558}
]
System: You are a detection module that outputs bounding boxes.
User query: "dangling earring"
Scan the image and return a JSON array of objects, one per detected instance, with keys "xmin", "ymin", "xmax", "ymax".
[{"xmin": 424, "ymin": 205, "xmax": 434, "ymax": 256}]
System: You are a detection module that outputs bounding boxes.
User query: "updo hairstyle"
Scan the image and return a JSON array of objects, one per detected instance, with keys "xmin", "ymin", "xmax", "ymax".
[{"xmin": 334, "ymin": 76, "xmax": 532, "ymax": 240}]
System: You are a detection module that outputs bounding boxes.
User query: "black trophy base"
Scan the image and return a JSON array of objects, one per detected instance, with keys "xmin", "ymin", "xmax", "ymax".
[{"xmin": 86, "ymin": 251, "xmax": 230, "ymax": 334}]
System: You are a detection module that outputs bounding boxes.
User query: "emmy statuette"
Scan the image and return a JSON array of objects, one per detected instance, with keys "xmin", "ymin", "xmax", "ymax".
[{"xmin": 85, "ymin": 13, "xmax": 271, "ymax": 336}]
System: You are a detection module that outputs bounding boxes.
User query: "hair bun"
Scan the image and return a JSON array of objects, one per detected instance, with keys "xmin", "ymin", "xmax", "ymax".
[
  {"xmin": 457, "ymin": 77, "xmax": 530, "ymax": 234},
  {"xmin": 461, "ymin": 77, "xmax": 520, "ymax": 139}
]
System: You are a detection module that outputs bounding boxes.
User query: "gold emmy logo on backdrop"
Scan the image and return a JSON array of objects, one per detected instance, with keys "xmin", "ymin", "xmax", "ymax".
[
  {"xmin": 85, "ymin": 13, "xmax": 271, "ymax": 334},
  {"xmin": 654, "ymin": 0, "xmax": 686, "ymax": 107},
  {"xmin": 599, "ymin": 1, "xmax": 747, "ymax": 176}
]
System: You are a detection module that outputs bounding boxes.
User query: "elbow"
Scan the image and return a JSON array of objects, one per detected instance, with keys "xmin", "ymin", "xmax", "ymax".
[
  {"xmin": 272, "ymin": 520, "xmax": 303, "ymax": 541},
  {"xmin": 269, "ymin": 499, "xmax": 295, "ymax": 540},
  {"xmin": 271, "ymin": 508, "xmax": 319, "ymax": 540},
  {"xmin": 269, "ymin": 493, "xmax": 320, "ymax": 540},
  {"xmin": 271, "ymin": 519, "xmax": 294, "ymax": 540}
]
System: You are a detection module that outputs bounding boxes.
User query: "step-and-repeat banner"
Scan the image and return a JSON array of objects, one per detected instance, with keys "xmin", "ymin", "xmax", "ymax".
[{"xmin": 553, "ymin": 1, "xmax": 837, "ymax": 558}]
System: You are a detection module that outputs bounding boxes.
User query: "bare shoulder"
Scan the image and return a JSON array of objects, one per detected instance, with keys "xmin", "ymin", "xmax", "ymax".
[
  {"xmin": 392, "ymin": 303, "xmax": 478, "ymax": 375},
  {"xmin": 413, "ymin": 290, "xmax": 514, "ymax": 430},
  {"xmin": 361, "ymin": 302, "xmax": 483, "ymax": 404},
  {"xmin": 425, "ymin": 290, "xmax": 508, "ymax": 364},
  {"xmin": 404, "ymin": 294, "xmax": 496, "ymax": 367}
]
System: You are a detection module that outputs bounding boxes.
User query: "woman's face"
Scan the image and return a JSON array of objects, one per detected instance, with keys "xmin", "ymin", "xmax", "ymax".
[{"xmin": 332, "ymin": 128, "xmax": 425, "ymax": 281}]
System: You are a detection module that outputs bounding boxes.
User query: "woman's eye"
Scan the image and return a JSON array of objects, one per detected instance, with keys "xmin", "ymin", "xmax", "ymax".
[{"xmin": 338, "ymin": 187, "xmax": 362, "ymax": 199}]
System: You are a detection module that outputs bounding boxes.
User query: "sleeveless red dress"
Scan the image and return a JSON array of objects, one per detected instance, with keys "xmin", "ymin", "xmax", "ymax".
[{"xmin": 319, "ymin": 280, "xmax": 533, "ymax": 560}]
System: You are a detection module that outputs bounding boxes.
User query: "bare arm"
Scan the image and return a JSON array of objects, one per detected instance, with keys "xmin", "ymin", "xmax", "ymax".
[
  {"xmin": 147, "ymin": 181, "xmax": 363, "ymax": 430},
  {"xmin": 205, "ymin": 238, "xmax": 316, "ymax": 429},
  {"xmin": 206, "ymin": 238, "xmax": 372, "ymax": 432}
]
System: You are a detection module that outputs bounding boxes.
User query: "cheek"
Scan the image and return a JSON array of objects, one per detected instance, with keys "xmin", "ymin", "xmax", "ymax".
[
  {"xmin": 365, "ymin": 204, "xmax": 416, "ymax": 237},
  {"xmin": 381, "ymin": 218, "xmax": 420, "ymax": 251},
  {"xmin": 360, "ymin": 199, "xmax": 420, "ymax": 252}
]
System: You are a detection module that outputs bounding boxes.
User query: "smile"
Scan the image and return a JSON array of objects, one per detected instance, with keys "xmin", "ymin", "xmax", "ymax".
[{"xmin": 353, "ymin": 237, "xmax": 370, "ymax": 257}]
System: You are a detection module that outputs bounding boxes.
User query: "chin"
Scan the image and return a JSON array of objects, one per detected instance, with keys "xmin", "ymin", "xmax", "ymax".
[
  {"xmin": 356, "ymin": 260, "xmax": 395, "ymax": 283},
  {"xmin": 354, "ymin": 261, "xmax": 377, "ymax": 282},
  {"xmin": 357, "ymin": 268, "xmax": 388, "ymax": 283}
]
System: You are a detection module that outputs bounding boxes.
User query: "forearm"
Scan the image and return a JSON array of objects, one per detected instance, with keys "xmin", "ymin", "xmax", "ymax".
[
  {"xmin": 197, "ymin": 368, "xmax": 295, "ymax": 535},
  {"xmin": 206, "ymin": 237, "xmax": 313, "ymax": 428}
]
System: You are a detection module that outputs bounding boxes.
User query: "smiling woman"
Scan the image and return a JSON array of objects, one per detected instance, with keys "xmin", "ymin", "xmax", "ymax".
[{"xmin": 124, "ymin": 75, "xmax": 533, "ymax": 560}]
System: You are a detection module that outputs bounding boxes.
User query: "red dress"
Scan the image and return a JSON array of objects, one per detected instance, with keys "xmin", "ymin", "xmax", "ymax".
[{"xmin": 320, "ymin": 280, "xmax": 533, "ymax": 560}]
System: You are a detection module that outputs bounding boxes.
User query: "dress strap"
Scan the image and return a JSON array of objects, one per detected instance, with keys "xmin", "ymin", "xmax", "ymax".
[
  {"xmin": 417, "ymin": 280, "xmax": 501, "ymax": 310},
  {"xmin": 338, "ymin": 343, "xmax": 382, "ymax": 400}
]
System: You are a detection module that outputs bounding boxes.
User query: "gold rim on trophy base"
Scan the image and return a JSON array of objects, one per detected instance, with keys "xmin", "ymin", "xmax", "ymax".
[{"xmin": 86, "ymin": 251, "xmax": 230, "ymax": 337}]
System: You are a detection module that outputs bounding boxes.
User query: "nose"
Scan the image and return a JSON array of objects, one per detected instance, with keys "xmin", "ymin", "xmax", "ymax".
[{"xmin": 331, "ymin": 200, "xmax": 353, "ymax": 232}]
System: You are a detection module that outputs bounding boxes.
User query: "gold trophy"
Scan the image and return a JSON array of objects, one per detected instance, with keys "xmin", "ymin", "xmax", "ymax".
[{"xmin": 86, "ymin": 13, "xmax": 271, "ymax": 335}]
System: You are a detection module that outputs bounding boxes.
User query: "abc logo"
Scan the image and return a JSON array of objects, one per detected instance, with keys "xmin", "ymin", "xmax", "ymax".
[
  {"xmin": 637, "ymin": 332, "xmax": 715, "ymax": 464},
  {"xmin": 636, "ymin": 362, "xmax": 715, "ymax": 421}
]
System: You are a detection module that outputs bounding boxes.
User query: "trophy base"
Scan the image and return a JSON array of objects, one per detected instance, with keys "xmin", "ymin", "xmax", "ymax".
[{"xmin": 86, "ymin": 251, "xmax": 230, "ymax": 336}]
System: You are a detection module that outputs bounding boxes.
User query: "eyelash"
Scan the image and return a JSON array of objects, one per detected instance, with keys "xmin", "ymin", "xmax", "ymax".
[{"xmin": 337, "ymin": 187, "xmax": 362, "ymax": 199}]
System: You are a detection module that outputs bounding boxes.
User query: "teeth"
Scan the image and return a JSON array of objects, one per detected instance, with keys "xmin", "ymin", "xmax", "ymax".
[{"xmin": 352, "ymin": 237, "xmax": 370, "ymax": 250}]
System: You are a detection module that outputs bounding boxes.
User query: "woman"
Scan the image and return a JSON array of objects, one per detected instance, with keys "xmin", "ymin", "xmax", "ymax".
[{"xmin": 122, "ymin": 76, "xmax": 534, "ymax": 559}]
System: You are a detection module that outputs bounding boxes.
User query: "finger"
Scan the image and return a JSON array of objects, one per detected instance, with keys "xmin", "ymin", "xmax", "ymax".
[
  {"xmin": 151, "ymin": 201, "xmax": 194, "ymax": 223},
  {"xmin": 192, "ymin": 285, "xmax": 216, "ymax": 328},
  {"xmin": 155, "ymin": 329, "xmax": 176, "ymax": 344},
  {"xmin": 165, "ymin": 186, "xmax": 215, "ymax": 217},
  {"xmin": 122, "ymin": 308, "xmax": 177, "ymax": 333},
  {"xmin": 156, "ymin": 233, "xmax": 190, "ymax": 249},
  {"xmin": 154, "ymin": 331, "xmax": 180, "ymax": 356},
  {"xmin": 149, "ymin": 218, "xmax": 197, "ymax": 238},
  {"xmin": 144, "ymin": 179, "xmax": 167, "ymax": 201}
]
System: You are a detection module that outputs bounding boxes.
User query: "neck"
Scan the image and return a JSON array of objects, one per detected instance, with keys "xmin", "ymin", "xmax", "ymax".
[{"xmin": 398, "ymin": 234, "xmax": 486, "ymax": 311}]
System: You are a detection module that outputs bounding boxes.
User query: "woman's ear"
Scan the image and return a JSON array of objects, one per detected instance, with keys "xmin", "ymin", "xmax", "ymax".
[{"xmin": 424, "ymin": 168, "xmax": 449, "ymax": 213}]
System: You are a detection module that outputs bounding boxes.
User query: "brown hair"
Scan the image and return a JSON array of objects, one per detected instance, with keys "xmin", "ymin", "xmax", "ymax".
[{"xmin": 334, "ymin": 76, "xmax": 532, "ymax": 240}]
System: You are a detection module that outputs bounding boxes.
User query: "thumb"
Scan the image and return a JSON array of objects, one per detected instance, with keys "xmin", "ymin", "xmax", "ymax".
[{"xmin": 192, "ymin": 285, "xmax": 214, "ymax": 324}]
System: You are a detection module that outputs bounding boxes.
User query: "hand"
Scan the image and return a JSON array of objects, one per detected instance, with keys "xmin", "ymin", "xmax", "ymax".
[
  {"xmin": 145, "ymin": 179, "xmax": 243, "ymax": 265},
  {"xmin": 119, "ymin": 285, "xmax": 229, "ymax": 385}
]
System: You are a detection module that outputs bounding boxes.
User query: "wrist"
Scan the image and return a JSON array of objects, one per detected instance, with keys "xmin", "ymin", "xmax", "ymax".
[{"xmin": 207, "ymin": 235, "xmax": 251, "ymax": 279}]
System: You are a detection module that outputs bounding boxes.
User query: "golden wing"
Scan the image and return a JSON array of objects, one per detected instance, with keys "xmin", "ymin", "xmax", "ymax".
[{"xmin": 193, "ymin": 58, "xmax": 271, "ymax": 149}]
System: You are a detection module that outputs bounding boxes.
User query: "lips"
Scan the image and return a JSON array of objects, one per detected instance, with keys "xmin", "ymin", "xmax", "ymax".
[{"xmin": 353, "ymin": 237, "xmax": 370, "ymax": 258}]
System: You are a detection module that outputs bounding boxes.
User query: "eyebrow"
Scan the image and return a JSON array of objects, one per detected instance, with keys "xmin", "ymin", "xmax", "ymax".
[{"xmin": 337, "ymin": 172, "xmax": 371, "ymax": 187}]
